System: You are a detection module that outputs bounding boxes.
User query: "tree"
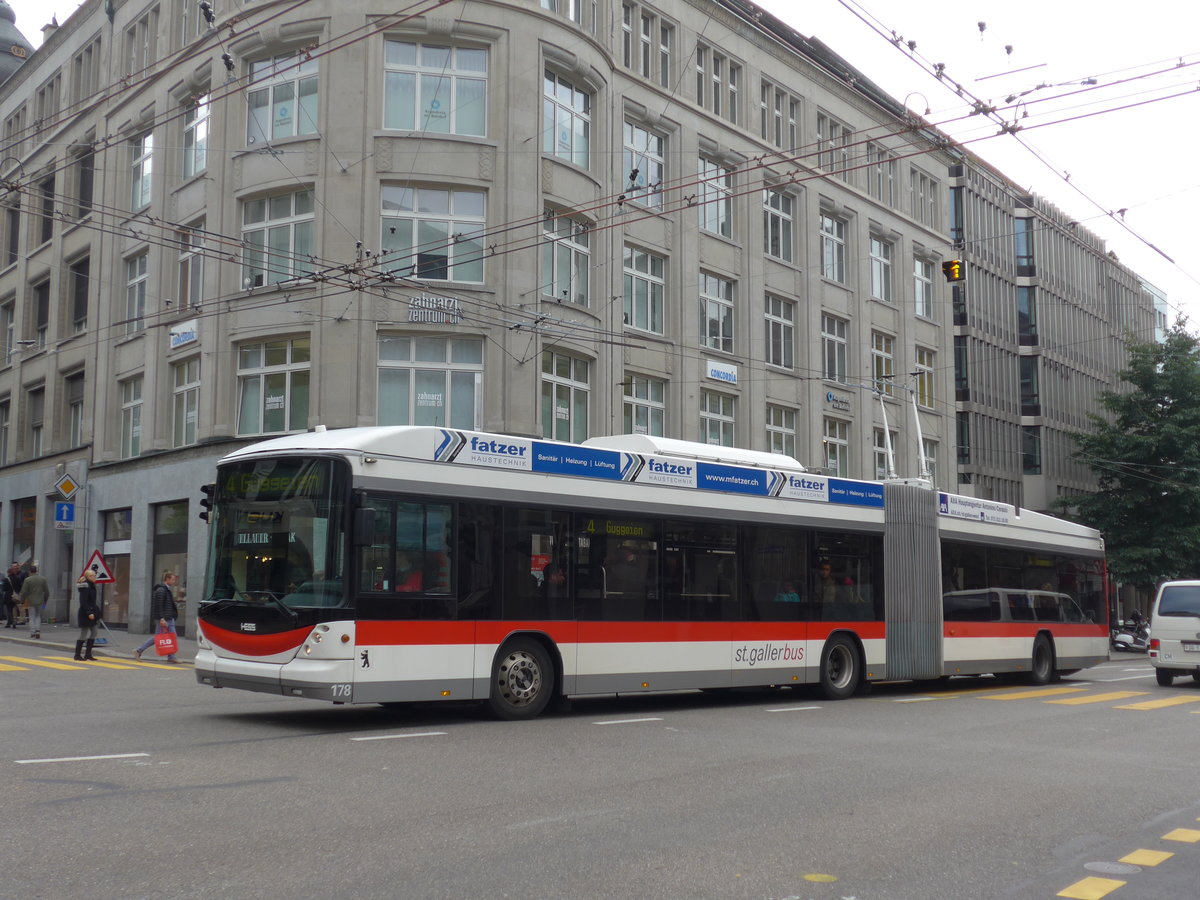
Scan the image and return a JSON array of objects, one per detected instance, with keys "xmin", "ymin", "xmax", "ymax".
[{"xmin": 1068, "ymin": 325, "xmax": 1200, "ymax": 588}]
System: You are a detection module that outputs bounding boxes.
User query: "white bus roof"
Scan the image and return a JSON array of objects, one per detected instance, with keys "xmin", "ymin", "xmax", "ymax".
[{"xmin": 582, "ymin": 434, "xmax": 806, "ymax": 471}]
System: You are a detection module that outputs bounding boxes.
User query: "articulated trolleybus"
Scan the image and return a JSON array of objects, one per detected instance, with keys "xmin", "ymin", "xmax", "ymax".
[{"xmin": 195, "ymin": 426, "xmax": 1109, "ymax": 718}]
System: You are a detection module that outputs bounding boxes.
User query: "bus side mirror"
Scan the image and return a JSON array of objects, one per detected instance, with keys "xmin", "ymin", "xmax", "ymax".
[{"xmin": 352, "ymin": 507, "xmax": 376, "ymax": 546}]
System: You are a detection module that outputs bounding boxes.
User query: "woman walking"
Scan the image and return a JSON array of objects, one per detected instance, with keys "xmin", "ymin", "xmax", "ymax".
[{"xmin": 75, "ymin": 569, "xmax": 101, "ymax": 661}]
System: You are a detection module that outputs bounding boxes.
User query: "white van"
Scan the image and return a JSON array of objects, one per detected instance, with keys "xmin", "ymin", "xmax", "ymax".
[{"xmin": 1148, "ymin": 580, "xmax": 1200, "ymax": 686}]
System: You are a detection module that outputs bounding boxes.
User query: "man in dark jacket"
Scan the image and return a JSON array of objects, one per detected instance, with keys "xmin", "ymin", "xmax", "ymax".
[
  {"xmin": 133, "ymin": 571, "xmax": 180, "ymax": 663},
  {"xmin": 0, "ymin": 565, "xmax": 13, "ymax": 628}
]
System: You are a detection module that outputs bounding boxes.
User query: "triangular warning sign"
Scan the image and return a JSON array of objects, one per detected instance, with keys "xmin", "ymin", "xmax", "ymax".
[{"xmin": 81, "ymin": 550, "xmax": 116, "ymax": 584}]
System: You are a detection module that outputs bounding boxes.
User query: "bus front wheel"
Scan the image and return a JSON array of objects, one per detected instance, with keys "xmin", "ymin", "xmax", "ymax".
[
  {"xmin": 488, "ymin": 638, "xmax": 554, "ymax": 720},
  {"xmin": 819, "ymin": 635, "xmax": 861, "ymax": 700}
]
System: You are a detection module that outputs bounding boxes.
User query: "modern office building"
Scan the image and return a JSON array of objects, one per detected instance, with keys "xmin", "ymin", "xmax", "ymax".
[{"xmin": 0, "ymin": 0, "xmax": 1157, "ymax": 629}]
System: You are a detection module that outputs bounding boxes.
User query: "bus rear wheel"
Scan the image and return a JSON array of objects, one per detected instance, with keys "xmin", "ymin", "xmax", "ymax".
[
  {"xmin": 488, "ymin": 638, "xmax": 554, "ymax": 720},
  {"xmin": 1027, "ymin": 635, "xmax": 1054, "ymax": 685},
  {"xmin": 819, "ymin": 635, "xmax": 861, "ymax": 700}
]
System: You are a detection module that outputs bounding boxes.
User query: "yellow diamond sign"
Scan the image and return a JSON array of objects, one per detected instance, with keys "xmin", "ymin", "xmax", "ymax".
[{"xmin": 54, "ymin": 474, "xmax": 79, "ymax": 501}]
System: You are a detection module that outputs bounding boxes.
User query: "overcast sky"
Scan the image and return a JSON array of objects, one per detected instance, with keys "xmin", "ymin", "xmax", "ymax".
[{"xmin": 10, "ymin": 0, "xmax": 1199, "ymax": 326}]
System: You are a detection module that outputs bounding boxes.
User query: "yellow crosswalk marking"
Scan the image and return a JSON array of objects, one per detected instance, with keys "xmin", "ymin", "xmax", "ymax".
[
  {"xmin": 0, "ymin": 655, "xmax": 85, "ymax": 670},
  {"xmin": 1120, "ymin": 849, "xmax": 1173, "ymax": 866},
  {"xmin": 1057, "ymin": 876, "xmax": 1125, "ymax": 899},
  {"xmin": 43, "ymin": 656, "xmax": 136, "ymax": 670},
  {"xmin": 1163, "ymin": 827, "xmax": 1200, "ymax": 843},
  {"xmin": 1047, "ymin": 691, "xmax": 1149, "ymax": 705},
  {"xmin": 0, "ymin": 661, "xmax": 29, "ymax": 671},
  {"xmin": 984, "ymin": 686, "xmax": 1089, "ymax": 701},
  {"xmin": 1116, "ymin": 695, "xmax": 1200, "ymax": 710}
]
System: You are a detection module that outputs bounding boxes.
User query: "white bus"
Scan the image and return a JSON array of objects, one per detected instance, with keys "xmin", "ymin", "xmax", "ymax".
[{"xmin": 194, "ymin": 427, "xmax": 1110, "ymax": 718}]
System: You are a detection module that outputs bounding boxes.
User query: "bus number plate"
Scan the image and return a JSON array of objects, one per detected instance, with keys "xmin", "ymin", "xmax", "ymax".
[{"xmin": 1182, "ymin": 642, "xmax": 1200, "ymax": 652}]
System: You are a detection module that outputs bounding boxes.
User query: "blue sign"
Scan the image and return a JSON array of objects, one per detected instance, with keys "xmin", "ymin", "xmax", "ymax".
[{"xmin": 54, "ymin": 501, "xmax": 75, "ymax": 530}]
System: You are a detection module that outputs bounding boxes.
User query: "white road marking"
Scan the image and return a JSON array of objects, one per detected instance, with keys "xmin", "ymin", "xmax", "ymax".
[
  {"xmin": 764, "ymin": 705, "xmax": 821, "ymax": 712},
  {"xmin": 350, "ymin": 731, "xmax": 447, "ymax": 742},
  {"xmin": 16, "ymin": 752, "xmax": 150, "ymax": 765},
  {"xmin": 592, "ymin": 717, "xmax": 664, "ymax": 725}
]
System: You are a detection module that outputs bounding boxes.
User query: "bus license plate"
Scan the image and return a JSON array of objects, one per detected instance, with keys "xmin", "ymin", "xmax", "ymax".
[{"xmin": 1182, "ymin": 641, "xmax": 1200, "ymax": 652}]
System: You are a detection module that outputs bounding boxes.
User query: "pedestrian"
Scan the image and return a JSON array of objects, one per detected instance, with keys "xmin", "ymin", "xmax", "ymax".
[
  {"xmin": 133, "ymin": 571, "xmax": 179, "ymax": 663},
  {"xmin": 19, "ymin": 564, "xmax": 48, "ymax": 639},
  {"xmin": 0, "ymin": 564, "xmax": 14, "ymax": 628},
  {"xmin": 75, "ymin": 569, "xmax": 101, "ymax": 661}
]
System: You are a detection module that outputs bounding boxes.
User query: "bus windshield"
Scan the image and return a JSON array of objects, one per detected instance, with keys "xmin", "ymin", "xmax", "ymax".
[{"xmin": 205, "ymin": 456, "xmax": 348, "ymax": 609}]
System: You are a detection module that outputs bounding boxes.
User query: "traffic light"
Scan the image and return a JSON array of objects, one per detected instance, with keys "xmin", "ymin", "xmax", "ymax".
[
  {"xmin": 199, "ymin": 483, "xmax": 215, "ymax": 522},
  {"xmin": 941, "ymin": 259, "xmax": 965, "ymax": 282}
]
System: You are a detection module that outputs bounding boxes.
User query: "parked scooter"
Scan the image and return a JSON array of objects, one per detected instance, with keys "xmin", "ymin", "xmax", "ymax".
[{"xmin": 1111, "ymin": 615, "xmax": 1150, "ymax": 652}]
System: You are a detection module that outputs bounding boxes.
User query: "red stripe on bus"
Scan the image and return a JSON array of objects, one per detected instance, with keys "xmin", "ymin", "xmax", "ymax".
[
  {"xmin": 943, "ymin": 623, "xmax": 1108, "ymax": 638},
  {"xmin": 202, "ymin": 622, "xmax": 312, "ymax": 655},
  {"xmin": 355, "ymin": 620, "xmax": 886, "ymax": 645}
]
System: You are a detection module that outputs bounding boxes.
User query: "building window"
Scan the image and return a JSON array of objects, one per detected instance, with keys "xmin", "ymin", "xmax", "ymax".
[
  {"xmin": 922, "ymin": 438, "xmax": 938, "ymax": 485},
  {"xmin": 766, "ymin": 404, "xmax": 796, "ymax": 457},
  {"xmin": 1015, "ymin": 217, "xmax": 1035, "ymax": 268},
  {"xmin": 823, "ymin": 418, "xmax": 848, "ymax": 476},
  {"xmin": 622, "ymin": 3, "xmax": 672, "ymax": 87},
  {"xmin": 70, "ymin": 257, "xmax": 89, "ymax": 333},
  {"xmin": 120, "ymin": 376, "xmax": 142, "ymax": 458},
  {"xmin": 236, "ymin": 338, "xmax": 311, "ymax": 436},
  {"xmin": 384, "ymin": 41, "xmax": 487, "ymax": 137},
  {"xmin": 873, "ymin": 427, "xmax": 896, "ymax": 480},
  {"xmin": 817, "ymin": 112, "xmax": 852, "ymax": 182},
  {"xmin": 129, "ymin": 131, "xmax": 153, "ymax": 210},
  {"xmin": 910, "ymin": 169, "xmax": 939, "ymax": 228},
  {"xmin": 765, "ymin": 295, "xmax": 794, "ymax": 369},
  {"xmin": 871, "ymin": 331, "xmax": 895, "ymax": 397},
  {"xmin": 172, "ymin": 357, "xmax": 201, "ymax": 447},
  {"xmin": 956, "ymin": 412, "xmax": 971, "ymax": 465},
  {"xmin": 695, "ymin": 43, "xmax": 739, "ymax": 121},
  {"xmin": 763, "ymin": 189, "xmax": 794, "ymax": 263},
  {"xmin": 242, "ymin": 189, "xmax": 315, "ymax": 287},
  {"xmin": 699, "ymin": 271, "xmax": 734, "ymax": 353},
  {"xmin": 698, "ymin": 157, "xmax": 732, "ymax": 238},
  {"xmin": 543, "ymin": 71, "xmax": 589, "ymax": 167},
  {"xmin": 26, "ymin": 387, "xmax": 43, "ymax": 458},
  {"xmin": 822, "ymin": 314, "xmax": 847, "ymax": 383},
  {"xmin": 183, "ymin": 95, "xmax": 209, "ymax": 178},
  {"xmin": 65, "ymin": 372, "xmax": 85, "ymax": 448},
  {"xmin": 72, "ymin": 39, "xmax": 101, "ymax": 105},
  {"xmin": 869, "ymin": 237, "xmax": 892, "ymax": 302},
  {"xmin": 0, "ymin": 400, "xmax": 8, "ymax": 465},
  {"xmin": 820, "ymin": 214, "xmax": 845, "ymax": 282},
  {"xmin": 1020, "ymin": 356, "xmax": 1040, "ymax": 416},
  {"xmin": 759, "ymin": 79, "xmax": 799, "ymax": 149},
  {"xmin": 247, "ymin": 52, "xmax": 318, "ymax": 144},
  {"xmin": 914, "ymin": 347, "xmax": 935, "ymax": 409},
  {"xmin": 4, "ymin": 204, "xmax": 19, "ymax": 267},
  {"xmin": 125, "ymin": 252, "xmax": 148, "ymax": 335},
  {"xmin": 0, "ymin": 299, "xmax": 12, "ymax": 365},
  {"xmin": 954, "ymin": 335, "xmax": 969, "ymax": 398},
  {"xmin": 623, "ymin": 121, "xmax": 664, "ymax": 209},
  {"xmin": 1018, "ymin": 285, "xmax": 1038, "ymax": 343},
  {"xmin": 381, "ymin": 186, "xmax": 485, "ymax": 283},
  {"xmin": 377, "ymin": 336, "xmax": 483, "ymax": 429},
  {"xmin": 73, "ymin": 146, "xmax": 94, "ymax": 219},
  {"xmin": 1022, "ymin": 425, "xmax": 1042, "ymax": 475},
  {"xmin": 623, "ymin": 374, "xmax": 665, "ymax": 436},
  {"xmin": 949, "ymin": 185, "xmax": 964, "ymax": 246},
  {"xmin": 37, "ymin": 174, "xmax": 54, "ymax": 245},
  {"xmin": 623, "ymin": 245, "xmax": 664, "ymax": 334},
  {"xmin": 542, "ymin": 210, "xmax": 589, "ymax": 305},
  {"xmin": 540, "ymin": 0, "xmax": 588, "ymax": 26},
  {"xmin": 542, "ymin": 350, "xmax": 589, "ymax": 442},
  {"xmin": 178, "ymin": 223, "xmax": 204, "ymax": 309},
  {"xmin": 125, "ymin": 8, "xmax": 159, "ymax": 74},
  {"xmin": 32, "ymin": 281, "xmax": 49, "ymax": 349},
  {"xmin": 867, "ymin": 143, "xmax": 895, "ymax": 205},
  {"xmin": 700, "ymin": 390, "xmax": 735, "ymax": 446},
  {"xmin": 914, "ymin": 258, "xmax": 934, "ymax": 319}
]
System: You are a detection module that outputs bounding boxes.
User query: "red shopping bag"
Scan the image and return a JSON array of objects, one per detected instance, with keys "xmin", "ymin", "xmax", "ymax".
[{"xmin": 154, "ymin": 629, "xmax": 179, "ymax": 656}]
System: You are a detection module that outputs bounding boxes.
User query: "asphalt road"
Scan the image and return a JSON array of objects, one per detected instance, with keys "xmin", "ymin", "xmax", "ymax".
[{"xmin": 2, "ymin": 644, "xmax": 1197, "ymax": 900}]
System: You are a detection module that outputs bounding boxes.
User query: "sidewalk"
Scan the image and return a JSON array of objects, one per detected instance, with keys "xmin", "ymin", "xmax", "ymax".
[{"xmin": 0, "ymin": 619, "xmax": 197, "ymax": 663}]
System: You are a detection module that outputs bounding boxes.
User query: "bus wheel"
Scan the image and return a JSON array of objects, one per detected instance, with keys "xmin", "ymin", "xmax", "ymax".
[
  {"xmin": 819, "ymin": 635, "xmax": 860, "ymax": 700},
  {"xmin": 1156, "ymin": 668, "xmax": 1176, "ymax": 686},
  {"xmin": 1028, "ymin": 636, "xmax": 1054, "ymax": 685},
  {"xmin": 488, "ymin": 638, "xmax": 554, "ymax": 720}
]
